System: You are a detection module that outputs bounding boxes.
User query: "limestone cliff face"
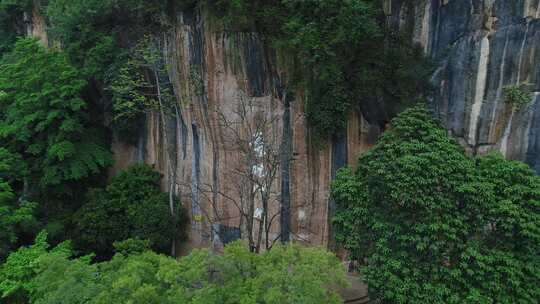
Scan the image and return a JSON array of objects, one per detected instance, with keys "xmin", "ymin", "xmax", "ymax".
[
  {"xmin": 102, "ymin": 1, "xmax": 540, "ymax": 250},
  {"xmin": 388, "ymin": 0, "xmax": 540, "ymax": 169},
  {"xmin": 112, "ymin": 12, "xmax": 382, "ymax": 251}
]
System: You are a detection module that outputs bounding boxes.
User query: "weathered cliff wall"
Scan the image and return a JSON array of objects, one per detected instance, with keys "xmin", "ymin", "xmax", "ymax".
[
  {"xmin": 114, "ymin": 0, "xmax": 540, "ymax": 251},
  {"xmin": 111, "ymin": 12, "xmax": 382, "ymax": 251},
  {"xmin": 389, "ymin": 0, "xmax": 540, "ymax": 168}
]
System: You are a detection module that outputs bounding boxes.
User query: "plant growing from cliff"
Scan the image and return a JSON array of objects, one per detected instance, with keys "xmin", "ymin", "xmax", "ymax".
[
  {"xmin": 109, "ymin": 36, "xmax": 176, "ymax": 143},
  {"xmin": 332, "ymin": 105, "xmax": 540, "ymax": 303},
  {"xmin": 202, "ymin": 0, "xmax": 432, "ymax": 141},
  {"xmin": 276, "ymin": 0, "xmax": 381, "ymax": 140},
  {"xmin": 108, "ymin": 36, "xmax": 182, "ymax": 257},
  {"xmin": 503, "ymin": 84, "xmax": 533, "ymax": 110},
  {"xmin": 45, "ymin": 0, "xmax": 176, "ymax": 80},
  {"xmin": 74, "ymin": 164, "xmax": 184, "ymax": 259}
]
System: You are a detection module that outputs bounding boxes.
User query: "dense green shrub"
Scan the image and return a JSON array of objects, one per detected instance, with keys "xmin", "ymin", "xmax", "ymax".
[
  {"xmin": 45, "ymin": 0, "xmax": 181, "ymax": 141},
  {"xmin": 1, "ymin": 233, "xmax": 347, "ymax": 304},
  {"xmin": 0, "ymin": 231, "xmax": 73, "ymax": 303},
  {"xmin": 75, "ymin": 165, "xmax": 182, "ymax": 258},
  {"xmin": 0, "ymin": 38, "xmax": 112, "ymax": 191},
  {"xmin": 0, "ymin": 149, "xmax": 36, "ymax": 262},
  {"xmin": 332, "ymin": 105, "xmax": 540, "ymax": 303},
  {"xmin": 45, "ymin": 0, "xmax": 174, "ymax": 79},
  {"xmin": 45, "ymin": 0, "xmax": 117, "ymax": 80},
  {"xmin": 0, "ymin": 38, "xmax": 113, "ymax": 249},
  {"xmin": 277, "ymin": 0, "xmax": 381, "ymax": 140},
  {"xmin": 503, "ymin": 84, "xmax": 533, "ymax": 109}
]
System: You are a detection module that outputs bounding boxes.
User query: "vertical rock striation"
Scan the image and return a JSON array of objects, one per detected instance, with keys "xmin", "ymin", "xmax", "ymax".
[
  {"xmin": 113, "ymin": 1, "xmax": 540, "ymax": 250},
  {"xmin": 390, "ymin": 0, "xmax": 540, "ymax": 166},
  {"xmin": 109, "ymin": 10, "xmax": 381, "ymax": 250}
]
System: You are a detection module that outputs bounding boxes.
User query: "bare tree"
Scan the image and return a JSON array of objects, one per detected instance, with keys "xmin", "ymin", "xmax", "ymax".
[{"xmin": 204, "ymin": 92, "xmax": 283, "ymax": 252}]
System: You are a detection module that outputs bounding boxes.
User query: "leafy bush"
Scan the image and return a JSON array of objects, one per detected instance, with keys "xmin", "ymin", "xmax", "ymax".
[
  {"xmin": 0, "ymin": 38, "xmax": 112, "ymax": 191},
  {"xmin": 0, "ymin": 231, "xmax": 73, "ymax": 302},
  {"xmin": 45, "ymin": 0, "xmax": 173, "ymax": 79},
  {"xmin": 0, "ymin": 149, "xmax": 36, "ymax": 262},
  {"xmin": 75, "ymin": 165, "xmax": 183, "ymax": 258},
  {"xmin": 503, "ymin": 84, "xmax": 533, "ymax": 109},
  {"xmin": 1, "ymin": 234, "xmax": 347, "ymax": 304},
  {"xmin": 332, "ymin": 105, "xmax": 540, "ymax": 303},
  {"xmin": 112, "ymin": 238, "xmax": 151, "ymax": 256}
]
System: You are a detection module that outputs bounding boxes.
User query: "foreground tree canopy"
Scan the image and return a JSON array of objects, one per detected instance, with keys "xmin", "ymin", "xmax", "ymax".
[
  {"xmin": 332, "ymin": 105, "xmax": 540, "ymax": 303},
  {"xmin": 0, "ymin": 233, "xmax": 347, "ymax": 304}
]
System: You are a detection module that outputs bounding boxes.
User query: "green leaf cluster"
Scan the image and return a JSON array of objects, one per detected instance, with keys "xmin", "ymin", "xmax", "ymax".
[
  {"xmin": 108, "ymin": 35, "xmax": 176, "ymax": 142},
  {"xmin": 332, "ymin": 105, "xmax": 540, "ymax": 303},
  {"xmin": 0, "ymin": 148, "xmax": 36, "ymax": 262},
  {"xmin": 45, "ymin": 0, "xmax": 174, "ymax": 80},
  {"xmin": 1, "ymin": 234, "xmax": 346, "ymax": 304},
  {"xmin": 0, "ymin": 38, "xmax": 112, "ymax": 190},
  {"xmin": 0, "ymin": 231, "xmax": 73, "ymax": 303},
  {"xmin": 503, "ymin": 84, "xmax": 533, "ymax": 110},
  {"xmin": 74, "ymin": 164, "xmax": 182, "ymax": 259}
]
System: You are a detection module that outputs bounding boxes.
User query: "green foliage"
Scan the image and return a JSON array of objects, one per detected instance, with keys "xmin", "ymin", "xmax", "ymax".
[
  {"xmin": 468, "ymin": 153, "xmax": 540, "ymax": 303},
  {"xmin": 0, "ymin": 231, "xmax": 72, "ymax": 303},
  {"xmin": 0, "ymin": 38, "xmax": 112, "ymax": 190},
  {"xmin": 0, "ymin": 149, "xmax": 36, "ymax": 262},
  {"xmin": 45, "ymin": 0, "xmax": 115, "ymax": 78},
  {"xmin": 108, "ymin": 55, "xmax": 150, "ymax": 141},
  {"xmin": 203, "ymin": 0, "xmax": 432, "ymax": 141},
  {"xmin": 1, "ymin": 236, "xmax": 347, "ymax": 304},
  {"xmin": 75, "ymin": 164, "xmax": 181, "ymax": 258},
  {"xmin": 276, "ymin": 0, "xmax": 380, "ymax": 140},
  {"xmin": 93, "ymin": 252, "xmax": 177, "ymax": 304},
  {"xmin": 0, "ymin": 0, "xmax": 31, "ymax": 53},
  {"xmin": 0, "ymin": 0, "xmax": 31, "ymax": 12},
  {"xmin": 113, "ymin": 238, "xmax": 152, "ymax": 256},
  {"xmin": 332, "ymin": 105, "xmax": 540, "ymax": 303},
  {"xmin": 29, "ymin": 252, "xmax": 100, "ymax": 304},
  {"xmin": 44, "ymin": 0, "xmax": 182, "ymax": 76},
  {"xmin": 503, "ymin": 84, "xmax": 533, "ymax": 110},
  {"xmin": 206, "ymin": 0, "xmax": 257, "ymax": 30},
  {"xmin": 45, "ymin": 0, "xmax": 173, "ymax": 80},
  {"xmin": 0, "ymin": 197, "xmax": 36, "ymax": 263},
  {"xmin": 97, "ymin": 242, "xmax": 346, "ymax": 304},
  {"xmin": 108, "ymin": 36, "xmax": 175, "ymax": 142}
]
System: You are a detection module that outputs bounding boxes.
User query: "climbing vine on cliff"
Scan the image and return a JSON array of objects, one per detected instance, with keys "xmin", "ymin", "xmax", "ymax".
[{"xmin": 200, "ymin": 0, "xmax": 433, "ymax": 141}]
